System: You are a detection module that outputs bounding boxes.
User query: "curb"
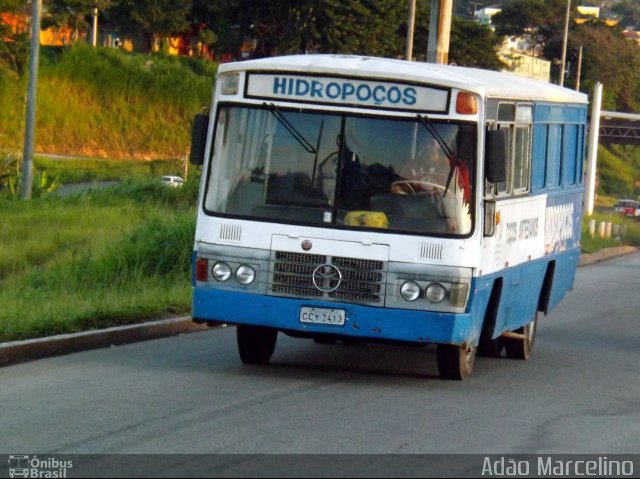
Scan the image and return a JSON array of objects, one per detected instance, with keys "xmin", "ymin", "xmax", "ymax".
[
  {"xmin": 578, "ymin": 246, "xmax": 638, "ymax": 266},
  {"xmin": 0, "ymin": 316, "xmax": 212, "ymax": 367},
  {"xmin": 1, "ymin": 247, "xmax": 637, "ymax": 367}
]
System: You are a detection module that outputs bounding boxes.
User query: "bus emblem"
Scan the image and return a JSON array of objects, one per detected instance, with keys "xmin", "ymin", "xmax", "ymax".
[
  {"xmin": 301, "ymin": 240, "xmax": 312, "ymax": 251},
  {"xmin": 312, "ymin": 265, "xmax": 342, "ymax": 293}
]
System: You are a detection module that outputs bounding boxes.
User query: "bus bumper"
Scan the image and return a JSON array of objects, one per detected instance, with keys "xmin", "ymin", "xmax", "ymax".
[{"xmin": 193, "ymin": 288, "xmax": 477, "ymax": 346}]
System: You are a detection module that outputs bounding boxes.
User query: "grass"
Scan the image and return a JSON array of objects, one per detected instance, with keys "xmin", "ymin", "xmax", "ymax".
[
  {"xmin": 581, "ymin": 210, "xmax": 640, "ymax": 254},
  {"xmin": 0, "ymin": 177, "xmax": 199, "ymax": 342},
  {"xmin": 0, "ymin": 44, "xmax": 216, "ymax": 159},
  {"xmin": 34, "ymin": 156, "xmax": 186, "ymax": 183},
  {"xmin": 596, "ymin": 144, "xmax": 640, "ymax": 200}
]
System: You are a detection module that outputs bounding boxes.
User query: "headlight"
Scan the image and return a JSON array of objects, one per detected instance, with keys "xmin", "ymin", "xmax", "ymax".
[
  {"xmin": 212, "ymin": 262, "xmax": 232, "ymax": 281},
  {"xmin": 400, "ymin": 281, "xmax": 421, "ymax": 301},
  {"xmin": 425, "ymin": 283, "xmax": 446, "ymax": 303},
  {"xmin": 220, "ymin": 72, "xmax": 239, "ymax": 95},
  {"xmin": 236, "ymin": 264, "xmax": 256, "ymax": 285}
]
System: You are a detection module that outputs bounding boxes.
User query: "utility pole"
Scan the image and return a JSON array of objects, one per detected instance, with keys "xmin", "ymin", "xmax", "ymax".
[
  {"xmin": 427, "ymin": 0, "xmax": 453, "ymax": 64},
  {"xmin": 21, "ymin": 0, "xmax": 42, "ymax": 200},
  {"xmin": 405, "ymin": 0, "xmax": 417, "ymax": 61},
  {"xmin": 584, "ymin": 82, "xmax": 603, "ymax": 216},
  {"xmin": 91, "ymin": 7, "xmax": 99, "ymax": 47},
  {"xmin": 575, "ymin": 45, "xmax": 583, "ymax": 91},
  {"xmin": 559, "ymin": 0, "xmax": 571, "ymax": 87}
]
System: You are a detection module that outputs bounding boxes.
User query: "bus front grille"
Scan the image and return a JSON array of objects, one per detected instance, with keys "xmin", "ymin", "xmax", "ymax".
[{"xmin": 270, "ymin": 251, "xmax": 386, "ymax": 306}]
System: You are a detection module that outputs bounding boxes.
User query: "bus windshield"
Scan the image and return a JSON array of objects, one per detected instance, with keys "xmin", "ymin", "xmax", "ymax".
[{"xmin": 204, "ymin": 105, "xmax": 476, "ymax": 236}]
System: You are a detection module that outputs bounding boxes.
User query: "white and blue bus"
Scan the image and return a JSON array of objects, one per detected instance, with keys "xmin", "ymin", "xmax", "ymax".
[{"xmin": 189, "ymin": 55, "xmax": 587, "ymax": 380}]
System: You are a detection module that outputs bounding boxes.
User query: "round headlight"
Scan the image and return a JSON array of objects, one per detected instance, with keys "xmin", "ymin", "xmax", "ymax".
[
  {"xmin": 425, "ymin": 283, "xmax": 447, "ymax": 303},
  {"xmin": 212, "ymin": 262, "xmax": 231, "ymax": 281},
  {"xmin": 236, "ymin": 265, "xmax": 256, "ymax": 285},
  {"xmin": 400, "ymin": 281, "xmax": 421, "ymax": 301}
]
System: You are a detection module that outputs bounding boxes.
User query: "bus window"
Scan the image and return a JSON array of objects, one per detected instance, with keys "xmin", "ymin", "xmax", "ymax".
[
  {"xmin": 562, "ymin": 124, "xmax": 579, "ymax": 186},
  {"xmin": 546, "ymin": 124, "xmax": 563, "ymax": 188},
  {"xmin": 205, "ymin": 105, "xmax": 475, "ymax": 235},
  {"xmin": 495, "ymin": 103, "xmax": 515, "ymax": 195}
]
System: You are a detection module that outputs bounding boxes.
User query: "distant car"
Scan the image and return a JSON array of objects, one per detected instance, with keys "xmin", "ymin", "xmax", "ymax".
[
  {"xmin": 161, "ymin": 175, "xmax": 184, "ymax": 188},
  {"xmin": 614, "ymin": 199, "xmax": 640, "ymax": 218}
]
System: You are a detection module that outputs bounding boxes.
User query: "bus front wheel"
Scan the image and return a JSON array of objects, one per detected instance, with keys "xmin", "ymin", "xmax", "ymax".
[
  {"xmin": 237, "ymin": 325, "xmax": 278, "ymax": 365},
  {"xmin": 504, "ymin": 312, "xmax": 538, "ymax": 360},
  {"xmin": 437, "ymin": 344, "xmax": 476, "ymax": 380}
]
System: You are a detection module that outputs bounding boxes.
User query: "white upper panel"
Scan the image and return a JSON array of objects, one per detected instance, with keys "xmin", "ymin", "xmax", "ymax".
[{"xmin": 218, "ymin": 54, "xmax": 588, "ymax": 105}]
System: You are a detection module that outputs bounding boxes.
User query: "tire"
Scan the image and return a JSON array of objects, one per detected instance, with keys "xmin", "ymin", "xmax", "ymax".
[
  {"xmin": 437, "ymin": 344, "xmax": 477, "ymax": 380},
  {"xmin": 236, "ymin": 325, "xmax": 278, "ymax": 365},
  {"xmin": 504, "ymin": 312, "xmax": 538, "ymax": 360},
  {"xmin": 478, "ymin": 335, "xmax": 504, "ymax": 358}
]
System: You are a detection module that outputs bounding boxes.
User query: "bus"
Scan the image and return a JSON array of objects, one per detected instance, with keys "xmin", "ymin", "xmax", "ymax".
[{"xmin": 189, "ymin": 55, "xmax": 587, "ymax": 380}]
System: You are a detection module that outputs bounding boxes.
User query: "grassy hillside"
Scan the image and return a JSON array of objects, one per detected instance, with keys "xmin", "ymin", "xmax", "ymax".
[
  {"xmin": 0, "ymin": 44, "xmax": 217, "ymax": 159},
  {"xmin": 597, "ymin": 144, "xmax": 640, "ymax": 199}
]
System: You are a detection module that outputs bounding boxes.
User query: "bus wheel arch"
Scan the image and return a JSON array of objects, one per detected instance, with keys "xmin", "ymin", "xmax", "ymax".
[
  {"xmin": 477, "ymin": 278, "xmax": 504, "ymax": 358},
  {"xmin": 538, "ymin": 260, "xmax": 556, "ymax": 315}
]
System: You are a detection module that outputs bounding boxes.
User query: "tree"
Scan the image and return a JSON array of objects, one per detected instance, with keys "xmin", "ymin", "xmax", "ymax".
[
  {"xmin": 492, "ymin": 0, "xmax": 573, "ymax": 57},
  {"xmin": 611, "ymin": 0, "xmax": 640, "ymax": 29},
  {"xmin": 108, "ymin": 0, "xmax": 192, "ymax": 51},
  {"xmin": 190, "ymin": 0, "xmax": 245, "ymax": 54},
  {"xmin": 491, "ymin": 0, "xmax": 640, "ymax": 111},
  {"xmin": 571, "ymin": 20, "xmax": 640, "ymax": 112},
  {"xmin": 197, "ymin": 29, "xmax": 217, "ymax": 58},
  {"xmin": 0, "ymin": 0, "xmax": 29, "ymax": 73},
  {"xmin": 400, "ymin": 0, "xmax": 504, "ymax": 69},
  {"xmin": 450, "ymin": 16, "xmax": 506, "ymax": 69}
]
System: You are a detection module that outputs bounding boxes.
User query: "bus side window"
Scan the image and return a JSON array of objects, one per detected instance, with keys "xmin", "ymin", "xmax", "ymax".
[
  {"xmin": 495, "ymin": 103, "xmax": 515, "ymax": 196},
  {"xmin": 484, "ymin": 124, "xmax": 498, "ymax": 198},
  {"xmin": 513, "ymin": 105, "xmax": 532, "ymax": 194}
]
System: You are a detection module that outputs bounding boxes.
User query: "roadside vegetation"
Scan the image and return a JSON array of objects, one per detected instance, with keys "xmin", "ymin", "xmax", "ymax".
[
  {"xmin": 0, "ymin": 45, "xmax": 212, "ymax": 342},
  {"xmin": 0, "ymin": 177, "xmax": 198, "ymax": 342},
  {"xmin": 581, "ymin": 211, "xmax": 640, "ymax": 254}
]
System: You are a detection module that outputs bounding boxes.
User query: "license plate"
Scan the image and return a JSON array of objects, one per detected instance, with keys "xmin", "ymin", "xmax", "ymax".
[{"xmin": 299, "ymin": 307, "xmax": 346, "ymax": 326}]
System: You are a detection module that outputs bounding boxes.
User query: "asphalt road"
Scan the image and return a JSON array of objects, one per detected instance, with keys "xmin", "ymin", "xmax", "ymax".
[{"xmin": 2, "ymin": 253, "xmax": 639, "ymax": 475}]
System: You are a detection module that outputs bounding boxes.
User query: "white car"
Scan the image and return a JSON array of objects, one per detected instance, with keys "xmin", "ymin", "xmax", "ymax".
[{"xmin": 161, "ymin": 175, "xmax": 184, "ymax": 187}]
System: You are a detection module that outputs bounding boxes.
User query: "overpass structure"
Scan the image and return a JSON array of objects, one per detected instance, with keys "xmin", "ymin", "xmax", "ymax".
[{"xmin": 599, "ymin": 110, "xmax": 640, "ymax": 145}]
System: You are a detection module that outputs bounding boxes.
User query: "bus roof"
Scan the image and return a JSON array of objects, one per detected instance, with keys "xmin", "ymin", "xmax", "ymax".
[{"xmin": 219, "ymin": 54, "xmax": 588, "ymax": 105}]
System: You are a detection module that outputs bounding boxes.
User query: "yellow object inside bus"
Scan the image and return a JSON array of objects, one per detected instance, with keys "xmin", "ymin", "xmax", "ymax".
[{"xmin": 344, "ymin": 211, "xmax": 389, "ymax": 228}]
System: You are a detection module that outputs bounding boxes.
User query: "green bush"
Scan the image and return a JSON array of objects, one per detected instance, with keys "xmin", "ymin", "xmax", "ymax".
[{"xmin": 0, "ymin": 177, "xmax": 198, "ymax": 342}]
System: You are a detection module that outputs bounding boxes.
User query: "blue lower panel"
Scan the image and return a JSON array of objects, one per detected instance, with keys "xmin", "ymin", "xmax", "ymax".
[{"xmin": 193, "ymin": 288, "xmax": 474, "ymax": 346}]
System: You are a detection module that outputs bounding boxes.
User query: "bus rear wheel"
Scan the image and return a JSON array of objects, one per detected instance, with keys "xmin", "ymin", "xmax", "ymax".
[
  {"xmin": 504, "ymin": 312, "xmax": 538, "ymax": 360},
  {"xmin": 437, "ymin": 344, "xmax": 476, "ymax": 380},
  {"xmin": 237, "ymin": 325, "xmax": 278, "ymax": 365}
]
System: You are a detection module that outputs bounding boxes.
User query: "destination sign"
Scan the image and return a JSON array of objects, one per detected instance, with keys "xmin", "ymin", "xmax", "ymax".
[{"xmin": 245, "ymin": 73, "xmax": 449, "ymax": 112}]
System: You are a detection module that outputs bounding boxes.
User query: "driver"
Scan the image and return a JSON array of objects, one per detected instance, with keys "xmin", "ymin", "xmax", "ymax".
[{"xmin": 391, "ymin": 140, "xmax": 449, "ymax": 195}]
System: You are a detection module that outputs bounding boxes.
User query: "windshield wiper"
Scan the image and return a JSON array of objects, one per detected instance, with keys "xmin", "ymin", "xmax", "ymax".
[
  {"xmin": 265, "ymin": 102, "xmax": 317, "ymax": 154},
  {"xmin": 416, "ymin": 114, "xmax": 460, "ymax": 197}
]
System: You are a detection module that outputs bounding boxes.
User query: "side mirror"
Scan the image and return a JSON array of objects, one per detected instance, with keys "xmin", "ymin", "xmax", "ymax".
[
  {"xmin": 189, "ymin": 113, "xmax": 209, "ymax": 166},
  {"xmin": 485, "ymin": 129, "xmax": 508, "ymax": 183},
  {"xmin": 484, "ymin": 200, "xmax": 496, "ymax": 237}
]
